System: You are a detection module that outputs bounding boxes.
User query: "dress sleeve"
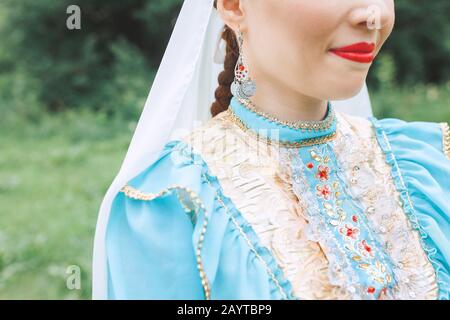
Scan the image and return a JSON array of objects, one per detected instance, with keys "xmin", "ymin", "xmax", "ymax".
[
  {"xmin": 371, "ymin": 118, "xmax": 450, "ymax": 299},
  {"xmin": 105, "ymin": 140, "xmax": 211, "ymax": 299}
]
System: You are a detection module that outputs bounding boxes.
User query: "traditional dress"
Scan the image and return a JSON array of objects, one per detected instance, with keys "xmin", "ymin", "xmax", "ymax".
[{"xmin": 105, "ymin": 96, "xmax": 450, "ymax": 300}]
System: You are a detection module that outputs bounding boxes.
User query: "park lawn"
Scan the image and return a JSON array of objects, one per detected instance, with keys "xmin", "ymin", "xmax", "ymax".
[
  {"xmin": 372, "ymin": 82, "xmax": 450, "ymax": 123},
  {"xmin": 0, "ymin": 111, "xmax": 133, "ymax": 299}
]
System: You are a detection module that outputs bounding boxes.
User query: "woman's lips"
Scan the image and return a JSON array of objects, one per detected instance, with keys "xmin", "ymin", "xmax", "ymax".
[{"xmin": 329, "ymin": 42, "xmax": 376, "ymax": 63}]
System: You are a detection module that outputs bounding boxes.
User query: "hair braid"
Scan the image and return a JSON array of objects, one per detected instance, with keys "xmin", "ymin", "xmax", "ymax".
[{"xmin": 211, "ymin": 1, "xmax": 239, "ymax": 117}]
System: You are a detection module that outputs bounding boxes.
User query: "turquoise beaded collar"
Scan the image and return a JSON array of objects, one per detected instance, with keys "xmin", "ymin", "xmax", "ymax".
[{"xmin": 228, "ymin": 96, "xmax": 337, "ymax": 148}]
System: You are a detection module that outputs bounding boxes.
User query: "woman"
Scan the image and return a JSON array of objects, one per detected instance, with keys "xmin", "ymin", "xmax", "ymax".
[{"xmin": 93, "ymin": 0, "xmax": 450, "ymax": 300}]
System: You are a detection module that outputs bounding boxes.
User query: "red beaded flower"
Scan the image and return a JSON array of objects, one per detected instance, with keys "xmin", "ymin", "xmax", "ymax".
[
  {"xmin": 367, "ymin": 287, "xmax": 376, "ymax": 294},
  {"xmin": 358, "ymin": 239, "xmax": 374, "ymax": 257},
  {"xmin": 316, "ymin": 185, "xmax": 331, "ymax": 199},
  {"xmin": 316, "ymin": 165, "xmax": 330, "ymax": 181},
  {"xmin": 339, "ymin": 224, "xmax": 359, "ymax": 239}
]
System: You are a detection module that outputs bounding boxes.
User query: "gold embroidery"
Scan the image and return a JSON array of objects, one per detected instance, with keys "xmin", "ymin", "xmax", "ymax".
[
  {"xmin": 226, "ymin": 108, "xmax": 337, "ymax": 148},
  {"xmin": 236, "ymin": 97, "xmax": 336, "ymax": 131},
  {"xmin": 120, "ymin": 184, "xmax": 212, "ymax": 300},
  {"xmin": 201, "ymin": 173, "xmax": 290, "ymax": 300},
  {"xmin": 185, "ymin": 118, "xmax": 347, "ymax": 299},
  {"xmin": 440, "ymin": 122, "xmax": 450, "ymax": 159},
  {"xmin": 335, "ymin": 113, "xmax": 439, "ymax": 299}
]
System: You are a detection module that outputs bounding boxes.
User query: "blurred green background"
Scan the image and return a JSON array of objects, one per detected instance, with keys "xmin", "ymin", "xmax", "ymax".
[{"xmin": 0, "ymin": 0, "xmax": 449, "ymax": 299}]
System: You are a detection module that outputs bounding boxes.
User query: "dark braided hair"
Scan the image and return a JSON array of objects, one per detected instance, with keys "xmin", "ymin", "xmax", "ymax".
[{"xmin": 211, "ymin": 0, "xmax": 239, "ymax": 117}]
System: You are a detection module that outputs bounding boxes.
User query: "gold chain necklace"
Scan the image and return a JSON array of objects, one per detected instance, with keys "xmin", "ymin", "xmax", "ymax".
[
  {"xmin": 226, "ymin": 108, "xmax": 337, "ymax": 148},
  {"xmin": 236, "ymin": 97, "xmax": 336, "ymax": 131}
]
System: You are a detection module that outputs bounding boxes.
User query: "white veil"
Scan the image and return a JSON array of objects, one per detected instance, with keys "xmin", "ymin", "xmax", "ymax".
[{"xmin": 92, "ymin": 0, "xmax": 373, "ymax": 299}]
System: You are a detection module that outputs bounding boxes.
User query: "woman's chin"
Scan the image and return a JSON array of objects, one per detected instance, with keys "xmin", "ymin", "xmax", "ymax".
[{"xmin": 323, "ymin": 80, "xmax": 366, "ymax": 101}]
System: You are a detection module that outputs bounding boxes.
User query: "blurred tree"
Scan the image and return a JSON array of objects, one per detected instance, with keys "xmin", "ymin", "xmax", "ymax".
[
  {"xmin": 0, "ymin": 0, "xmax": 448, "ymax": 117},
  {"xmin": 0, "ymin": 0, "xmax": 183, "ymax": 118},
  {"xmin": 368, "ymin": 0, "xmax": 450, "ymax": 88}
]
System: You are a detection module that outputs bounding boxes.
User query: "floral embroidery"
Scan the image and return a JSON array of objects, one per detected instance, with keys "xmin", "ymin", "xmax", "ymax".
[
  {"xmin": 334, "ymin": 115, "xmax": 439, "ymax": 299},
  {"xmin": 316, "ymin": 165, "xmax": 330, "ymax": 181},
  {"xmin": 340, "ymin": 224, "xmax": 359, "ymax": 239},
  {"xmin": 296, "ymin": 145, "xmax": 397, "ymax": 299},
  {"xmin": 316, "ymin": 185, "xmax": 331, "ymax": 199},
  {"xmin": 359, "ymin": 240, "xmax": 374, "ymax": 257}
]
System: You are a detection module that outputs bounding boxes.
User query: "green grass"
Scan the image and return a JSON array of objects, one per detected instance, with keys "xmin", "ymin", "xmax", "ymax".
[
  {"xmin": 0, "ymin": 110, "xmax": 134, "ymax": 299},
  {"xmin": 372, "ymin": 82, "xmax": 450, "ymax": 123},
  {"xmin": 0, "ymin": 83, "xmax": 448, "ymax": 299}
]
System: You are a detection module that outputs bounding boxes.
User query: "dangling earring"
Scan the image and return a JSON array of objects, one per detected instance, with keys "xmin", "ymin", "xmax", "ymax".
[{"xmin": 231, "ymin": 26, "xmax": 256, "ymax": 100}]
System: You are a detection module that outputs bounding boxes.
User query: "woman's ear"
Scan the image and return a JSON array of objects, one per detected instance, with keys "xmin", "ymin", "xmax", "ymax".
[{"xmin": 216, "ymin": 0, "xmax": 246, "ymax": 32}]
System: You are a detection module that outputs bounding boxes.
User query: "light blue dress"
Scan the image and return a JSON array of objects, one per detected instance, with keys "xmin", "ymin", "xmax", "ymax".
[{"xmin": 105, "ymin": 97, "xmax": 450, "ymax": 300}]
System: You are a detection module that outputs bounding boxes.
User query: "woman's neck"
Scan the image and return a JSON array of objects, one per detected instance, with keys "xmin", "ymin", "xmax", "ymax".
[{"xmin": 250, "ymin": 79, "xmax": 329, "ymax": 122}]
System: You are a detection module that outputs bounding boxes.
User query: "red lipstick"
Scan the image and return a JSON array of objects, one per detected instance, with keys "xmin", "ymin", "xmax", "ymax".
[{"xmin": 329, "ymin": 42, "xmax": 376, "ymax": 63}]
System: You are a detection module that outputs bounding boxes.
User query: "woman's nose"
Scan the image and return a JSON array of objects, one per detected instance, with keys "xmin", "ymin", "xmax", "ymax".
[{"xmin": 349, "ymin": 1, "xmax": 393, "ymax": 30}]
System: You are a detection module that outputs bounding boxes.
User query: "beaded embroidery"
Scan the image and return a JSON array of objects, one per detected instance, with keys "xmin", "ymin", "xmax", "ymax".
[
  {"xmin": 227, "ymin": 108, "xmax": 337, "ymax": 148},
  {"xmin": 441, "ymin": 122, "xmax": 450, "ymax": 159},
  {"xmin": 236, "ymin": 97, "xmax": 336, "ymax": 131},
  {"xmin": 290, "ymin": 144, "xmax": 396, "ymax": 299},
  {"xmin": 226, "ymin": 96, "xmax": 338, "ymax": 148}
]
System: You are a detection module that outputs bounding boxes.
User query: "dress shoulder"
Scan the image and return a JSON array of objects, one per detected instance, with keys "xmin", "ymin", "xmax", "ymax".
[
  {"xmin": 106, "ymin": 139, "xmax": 214, "ymax": 299},
  {"xmin": 370, "ymin": 117, "xmax": 450, "ymax": 299},
  {"xmin": 107, "ymin": 113, "xmax": 297, "ymax": 300},
  {"xmin": 374, "ymin": 118, "xmax": 449, "ymax": 158},
  {"xmin": 119, "ymin": 140, "xmax": 207, "ymax": 205},
  {"xmin": 121, "ymin": 110, "xmax": 232, "ymax": 197}
]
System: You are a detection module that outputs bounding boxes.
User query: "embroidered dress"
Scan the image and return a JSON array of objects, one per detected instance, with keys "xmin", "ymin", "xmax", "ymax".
[{"xmin": 105, "ymin": 97, "xmax": 450, "ymax": 300}]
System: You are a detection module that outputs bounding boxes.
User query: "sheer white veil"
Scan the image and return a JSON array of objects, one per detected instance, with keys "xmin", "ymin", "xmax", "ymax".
[{"xmin": 92, "ymin": 0, "xmax": 373, "ymax": 299}]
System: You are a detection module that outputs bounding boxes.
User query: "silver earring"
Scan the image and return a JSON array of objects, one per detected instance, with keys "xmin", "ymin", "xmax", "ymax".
[{"xmin": 231, "ymin": 26, "xmax": 256, "ymax": 100}]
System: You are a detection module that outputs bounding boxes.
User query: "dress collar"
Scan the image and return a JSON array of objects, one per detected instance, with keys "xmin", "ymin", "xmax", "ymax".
[{"xmin": 228, "ymin": 96, "xmax": 337, "ymax": 148}]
